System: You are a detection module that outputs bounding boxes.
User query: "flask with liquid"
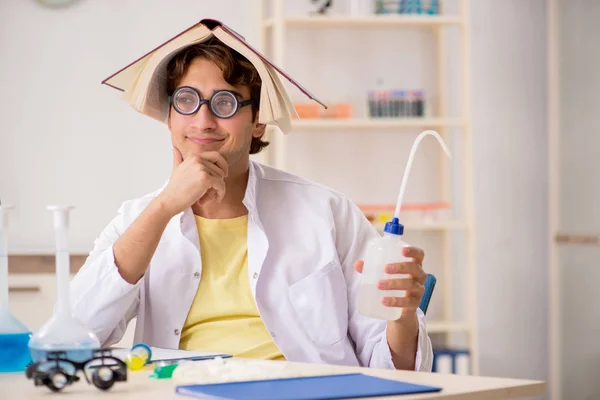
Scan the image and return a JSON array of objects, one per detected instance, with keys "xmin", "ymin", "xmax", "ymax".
[
  {"xmin": 28, "ymin": 206, "xmax": 101, "ymax": 362},
  {"xmin": 357, "ymin": 130, "xmax": 451, "ymax": 320},
  {"xmin": 0, "ymin": 204, "xmax": 33, "ymax": 372}
]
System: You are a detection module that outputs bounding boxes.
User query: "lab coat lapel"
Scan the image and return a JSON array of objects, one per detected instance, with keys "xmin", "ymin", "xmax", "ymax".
[
  {"xmin": 244, "ymin": 161, "xmax": 269, "ymax": 297},
  {"xmin": 179, "ymin": 206, "xmax": 200, "ymax": 254}
]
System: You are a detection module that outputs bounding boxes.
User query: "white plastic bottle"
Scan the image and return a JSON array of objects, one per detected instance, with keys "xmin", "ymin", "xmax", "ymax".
[
  {"xmin": 357, "ymin": 218, "xmax": 410, "ymax": 320},
  {"xmin": 357, "ymin": 130, "xmax": 452, "ymax": 320}
]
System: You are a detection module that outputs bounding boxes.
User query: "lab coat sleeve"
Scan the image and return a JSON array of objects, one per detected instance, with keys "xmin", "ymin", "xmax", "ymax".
[
  {"xmin": 369, "ymin": 308, "xmax": 433, "ymax": 371},
  {"xmin": 334, "ymin": 196, "xmax": 433, "ymax": 371},
  {"xmin": 69, "ymin": 202, "xmax": 142, "ymax": 347}
]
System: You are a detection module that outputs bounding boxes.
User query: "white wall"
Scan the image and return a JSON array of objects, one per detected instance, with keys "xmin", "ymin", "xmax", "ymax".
[
  {"xmin": 0, "ymin": 0, "xmax": 261, "ymax": 254},
  {"xmin": 0, "ymin": 0, "xmax": 550, "ymax": 389},
  {"xmin": 470, "ymin": 0, "xmax": 548, "ymax": 391},
  {"xmin": 556, "ymin": 1, "xmax": 600, "ymax": 399}
]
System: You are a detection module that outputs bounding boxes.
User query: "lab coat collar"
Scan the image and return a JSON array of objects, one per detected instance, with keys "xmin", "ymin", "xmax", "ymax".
[
  {"xmin": 243, "ymin": 160, "xmax": 262, "ymax": 223},
  {"xmin": 242, "ymin": 160, "xmax": 258, "ymax": 214}
]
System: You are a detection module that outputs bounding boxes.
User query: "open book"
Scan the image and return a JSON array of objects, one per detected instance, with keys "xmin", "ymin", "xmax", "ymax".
[{"xmin": 102, "ymin": 18, "xmax": 326, "ymax": 135}]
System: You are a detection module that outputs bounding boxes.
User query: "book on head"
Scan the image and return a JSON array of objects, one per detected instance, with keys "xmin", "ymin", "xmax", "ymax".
[{"xmin": 102, "ymin": 18, "xmax": 327, "ymax": 136}]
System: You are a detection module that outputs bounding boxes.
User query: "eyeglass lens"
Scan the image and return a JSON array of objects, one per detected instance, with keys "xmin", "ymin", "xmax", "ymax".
[{"xmin": 172, "ymin": 88, "xmax": 239, "ymax": 118}]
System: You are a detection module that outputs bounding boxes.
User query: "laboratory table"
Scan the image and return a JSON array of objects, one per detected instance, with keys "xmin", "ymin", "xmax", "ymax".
[{"xmin": 2, "ymin": 358, "xmax": 545, "ymax": 399}]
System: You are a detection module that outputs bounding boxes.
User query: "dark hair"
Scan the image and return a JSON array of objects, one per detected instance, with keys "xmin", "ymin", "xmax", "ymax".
[{"xmin": 165, "ymin": 37, "xmax": 268, "ymax": 154}]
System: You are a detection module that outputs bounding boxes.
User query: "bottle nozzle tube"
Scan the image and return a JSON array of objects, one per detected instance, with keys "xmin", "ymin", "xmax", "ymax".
[{"xmin": 394, "ymin": 130, "xmax": 452, "ymax": 220}]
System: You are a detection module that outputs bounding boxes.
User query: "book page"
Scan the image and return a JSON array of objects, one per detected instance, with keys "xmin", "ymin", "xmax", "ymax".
[
  {"xmin": 121, "ymin": 24, "xmax": 213, "ymax": 121},
  {"xmin": 213, "ymin": 27, "xmax": 291, "ymax": 128}
]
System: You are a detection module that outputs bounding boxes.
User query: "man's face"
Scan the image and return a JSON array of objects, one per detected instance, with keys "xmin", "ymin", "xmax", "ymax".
[{"xmin": 168, "ymin": 57, "xmax": 264, "ymax": 168}]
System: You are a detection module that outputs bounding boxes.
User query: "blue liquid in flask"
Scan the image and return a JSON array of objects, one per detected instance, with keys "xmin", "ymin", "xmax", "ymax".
[
  {"xmin": 0, "ymin": 332, "xmax": 32, "ymax": 373},
  {"xmin": 1, "ymin": 204, "xmax": 32, "ymax": 372}
]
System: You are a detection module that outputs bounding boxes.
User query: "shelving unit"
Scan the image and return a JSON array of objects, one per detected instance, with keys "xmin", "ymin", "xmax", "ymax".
[
  {"xmin": 257, "ymin": 0, "xmax": 477, "ymax": 375},
  {"xmin": 384, "ymin": 220, "xmax": 468, "ymax": 231},
  {"xmin": 263, "ymin": 14, "xmax": 465, "ymax": 28},
  {"xmin": 427, "ymin": 321, "xmax": 469, "ymax": 333},
  {"xmin": 292, "ymin": 117, "xmax": 464, "ymax": 130}
]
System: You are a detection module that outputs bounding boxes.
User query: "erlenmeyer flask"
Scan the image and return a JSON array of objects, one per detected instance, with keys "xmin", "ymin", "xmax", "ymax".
[
  {"xmin": 0, "ymin": 203, "xmax": 33, "ymax": 372},
  {"xmin": 28, "ymin": 206, "xmax": 100, "ymax": 362}
]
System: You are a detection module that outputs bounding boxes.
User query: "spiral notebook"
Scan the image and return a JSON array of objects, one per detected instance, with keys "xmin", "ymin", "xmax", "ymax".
[{"xmin": 175, "ymin": 373, "xmax": 442, "ymax": 400}]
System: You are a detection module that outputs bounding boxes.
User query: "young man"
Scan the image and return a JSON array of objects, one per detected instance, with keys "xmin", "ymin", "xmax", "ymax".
[{"xmin": 70, "ymin": 24, "xmax": 433, "ymax": 371}]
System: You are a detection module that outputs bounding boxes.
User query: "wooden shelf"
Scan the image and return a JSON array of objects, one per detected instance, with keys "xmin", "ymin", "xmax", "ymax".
[
  {"xmin": 427, "ymin": 321, "xmax": 470, "ymax": 333},
  {"xmin": 263, "ymin": 15, "xmax": 464, "ymax": 29},
  {"xmin": 406, "ymin": 220, "xmax": 467, "ymax": 231},
  {"xmin": 373, "ymin": 220, "xmax": 468, "ymax": 232},
  {"xmin": 292, "ymin": 118, "xmax": 463, "ymax": 130}
]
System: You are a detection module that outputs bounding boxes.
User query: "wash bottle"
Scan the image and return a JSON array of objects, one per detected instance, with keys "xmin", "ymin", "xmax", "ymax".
[{"xmin": 357, "ymin": 130, "xmax": 451, "ymax": 320}]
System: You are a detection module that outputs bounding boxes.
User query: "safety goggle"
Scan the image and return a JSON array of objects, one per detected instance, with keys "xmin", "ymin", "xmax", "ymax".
[
  {"xmin": 25, "ymin": 349, "xmax": 127, "ymax": 392},
  {"xmin": 169, "ymin": 86, "xmax": 253, "ymax": 119}
]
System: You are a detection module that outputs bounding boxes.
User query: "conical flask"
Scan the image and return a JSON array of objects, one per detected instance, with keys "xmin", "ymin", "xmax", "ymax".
[
  {"xmin": 28, "ymin": 206, "xmax": 100, "ymax": 362},
  {"xmin": 0, "ymin": 203, "xmax": 33, "ymax": 372}
]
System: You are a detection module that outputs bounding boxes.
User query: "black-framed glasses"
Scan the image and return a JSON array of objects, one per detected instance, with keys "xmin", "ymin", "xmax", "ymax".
[
  {"xmin": 25, "ymin": 349, "xmax": 127, "ymax": 392},
  {"xmin": 169, "ymin": 86, "xmax": 253, "ymax": 119}
]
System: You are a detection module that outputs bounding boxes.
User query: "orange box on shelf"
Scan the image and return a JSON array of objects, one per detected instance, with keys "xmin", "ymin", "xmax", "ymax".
[
  {"xmin": 322, "ymin": 103, "xmax": 353, "ymax": 119},
  {"xmin": 359, "ymin": 203, "xmax": 450, "ymax": 212},
  {"xmin": 293, "ymin": 102, "xmax": 353, "ymax": 119},
  {"xmin": 359, "ymin": 202, "xmax": 452, "ymax": 224},
  {"xmin": 293, "ymin": 103, "xmax": 320, "ymax": 119}
]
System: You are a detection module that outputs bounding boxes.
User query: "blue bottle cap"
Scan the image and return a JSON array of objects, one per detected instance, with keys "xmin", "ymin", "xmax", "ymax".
[
  {"xmin": 384, "ymin": 217, "xmax": 404, "ymax": 235},
  {"xmin": 131, "ymin": 343, "xmax": 152, "ymax": 360}
]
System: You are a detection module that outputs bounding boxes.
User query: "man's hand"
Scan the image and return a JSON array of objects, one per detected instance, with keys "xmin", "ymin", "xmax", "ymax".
[
  {"xmin": 354, "ymin": 246, "xmax": 426, "ymax": 315},
  {"xmin": 156, "ymin": 147, "xmax": 229, "ymax": 217},
  {"xmin": 354, "ymin": 246, "xmax": 427, "ymax": 370}
]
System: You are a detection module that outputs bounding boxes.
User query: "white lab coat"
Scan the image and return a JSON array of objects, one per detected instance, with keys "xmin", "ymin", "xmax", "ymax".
[{"xmin": 69, "ymin": 160, "xmax": 433, "ymax": 371}]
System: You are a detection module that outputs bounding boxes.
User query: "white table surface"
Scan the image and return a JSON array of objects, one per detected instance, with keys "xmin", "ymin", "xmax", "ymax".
[{"xmin": 2, "ymin": 358, "xmax": 545, "ymax": 400}]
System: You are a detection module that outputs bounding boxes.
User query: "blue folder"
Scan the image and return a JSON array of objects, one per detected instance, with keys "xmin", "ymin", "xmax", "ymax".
[{"xmin": 175, "ymin": 373, "xmax": 442, "ymax": 399}]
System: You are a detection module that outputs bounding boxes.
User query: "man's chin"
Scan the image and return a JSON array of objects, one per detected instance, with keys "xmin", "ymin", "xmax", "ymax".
[{"xmin": 184, "ymin": 143, "xmax": 226, "ymax": 157}]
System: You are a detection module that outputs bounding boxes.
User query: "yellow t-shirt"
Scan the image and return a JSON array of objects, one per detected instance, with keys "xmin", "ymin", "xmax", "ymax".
[{"xmin": 178, "ymin": 214, "xmax": 284, "ymax": 360}]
